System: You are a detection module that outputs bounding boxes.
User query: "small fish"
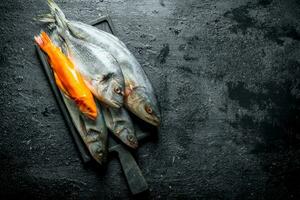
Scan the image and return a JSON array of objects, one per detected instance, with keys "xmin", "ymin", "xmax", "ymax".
[
  {"xmin": 102, "ymin": 106, "xmax": 138, "ymax": 149},
  {"xmin": 39, "ymin": 0, "xmax": 161, "ymax": 126},
  {"xmin": 34, "ymin": 31, "xmax": 97, "ymax": 120}
]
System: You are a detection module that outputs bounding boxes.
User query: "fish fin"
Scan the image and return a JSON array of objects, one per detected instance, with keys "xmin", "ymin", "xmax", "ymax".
[
  {"xmin": 53, "ymin": 72, "xmax": 71, "ymax": 97},
  {"xmin": 79, "ymin": 115, "xmax": 88, "ymax": 136},
  {"xmin": 102, "ymin": 106, "xmax": 114, "ymax": 131},
  {"xmin": 124, "ymin": 87, "xmax": 131, "ymax": 97},
  {"xmin": 48, "ymin": 23, "xmax": 56, "ymax": 30},
  {"xmin": 124, "ymin": 84, "xmax": 134, "ymax": 96},
  {"xmin": 35, "ymin": 1, "xmax": 68, "ymax": 34},
  {"xmin": 34, "ymin": 13, "xmax": 55, "ymax": 23}
]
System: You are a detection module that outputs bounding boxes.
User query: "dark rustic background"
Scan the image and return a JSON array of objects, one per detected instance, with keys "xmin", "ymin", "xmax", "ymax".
[{"xmin": 1, "ymin": 0, "xmax": 300, "ymax": 199}]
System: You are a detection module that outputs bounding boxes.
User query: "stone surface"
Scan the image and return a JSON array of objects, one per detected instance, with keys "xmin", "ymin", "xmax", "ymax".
[{"xmin": 1, "ymin": 0, "xmax": 300, "ymax": 199}]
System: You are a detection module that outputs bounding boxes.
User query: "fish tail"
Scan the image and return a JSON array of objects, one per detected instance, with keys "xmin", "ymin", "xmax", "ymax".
[
  {"xmin": 34, "ymin": 31, "xmax": 53, "ymax": 52},
  {"xmin": 34, "ymin": 13, "xmax": 55, "ymax": 23},
  {"xmin": 36, "ymin": 0, "xmax": 68, "ymax": 28},
  {"xmin": 47, "ymin": 0, "xmax": 68, "ymax": 28}
]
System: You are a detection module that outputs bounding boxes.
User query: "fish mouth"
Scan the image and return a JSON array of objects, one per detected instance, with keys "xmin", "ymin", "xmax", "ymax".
[
  {"xmin": 87, "ymin": 112, "xmax": 98, "ymax": 120},
  {"xmin": 106, "ymin": 100, "xmax": 122, "ymax": 108},
  {"xmin": 125, "ymin": 133, "xmax": 138, "ymax": 149},
  {"xmin": 145, "ymin": 115, "xmax": 160, "ymax": 127},
  {"xmin": 97, "ymin": 94, "xmax": 123, "ymax": 108},
  {"xmin": 83, "ymin": 111, "xmax": 98, "ymax": 120},
  {"xmin": 92, "ymin": 151, "xmax": 106, "ymax": 165},
  {"xmin": 89, "ymin": 144, "xmax": 107, "ymax": 165}
]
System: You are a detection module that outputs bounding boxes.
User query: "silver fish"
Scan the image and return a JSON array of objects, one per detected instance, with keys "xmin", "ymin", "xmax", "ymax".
[
  {"xmin": 102, "ymin": 106, "xmax": 138, "ymax": 149},
  {"xmin": 42, "ymin": 0, "xmax": 160, "ymax": 126}
]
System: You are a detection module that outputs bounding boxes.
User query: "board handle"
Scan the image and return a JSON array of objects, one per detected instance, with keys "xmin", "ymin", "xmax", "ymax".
[{"xmin": 115, "ymin": 146, "xmax": 148, "ymax": 195}]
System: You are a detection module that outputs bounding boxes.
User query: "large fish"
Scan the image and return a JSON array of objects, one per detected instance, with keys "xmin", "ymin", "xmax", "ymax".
[
  {"xmin": 102, "ymin": 106, "xmax": 138, "ymax": 149},
  {"xmin": 35, "ymin": 31, "xmax": 98, "ymax": 120},
  {"xmin": 40, "ymin": 0, "xmax": 161, "ymax": 126}
]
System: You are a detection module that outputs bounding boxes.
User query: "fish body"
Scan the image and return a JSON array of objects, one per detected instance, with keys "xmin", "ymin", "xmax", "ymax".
[
  {"xmin": 35, "ymin": 31, "xmax": 97, "ymax": 120},
  {"xmin": 41, "ymin": 0, "xmax": 161, "ymax": 126},
  {"xmin": 61, "ymin": 30, "xmax": 125, "ymax": 108},
  {"xmin": 102, "ymin": 107, "xmax": 138, "ymax": 149}
]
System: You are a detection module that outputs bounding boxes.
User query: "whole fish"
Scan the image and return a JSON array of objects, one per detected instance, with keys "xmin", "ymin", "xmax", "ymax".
[
  {"xmin": 35, "ymin": 31, "xmax": 98, "ymax": 120},
  {"xmin": 41, "ymin": 0, "xmax": 161, "ymax": 126},
  {"xmin": 102, "ymin": 106, "xmax": 138, "ymax": 149},
  {"xmin": 65, "ymin": 97, "xmax": 108, "ymax": 165}
]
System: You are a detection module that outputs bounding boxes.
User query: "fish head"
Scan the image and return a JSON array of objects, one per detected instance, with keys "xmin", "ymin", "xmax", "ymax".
[
  {"xmin": 76, "ymin": 97, "xmax": 98, "ymax": 120},
  {"xmin": 88, "ymin": 141, "xmax": 106, "ymax": 165},
  {"xmin": 117, "ymin": 128, "xmax": 138, "ymax": 149},
  {"xmin": 94, "ymin": 73, "xmax": 125, "ymax": 108},
  {"xmin": 126, "ymin": 87, "xmax": 160, "ymax": 126}
]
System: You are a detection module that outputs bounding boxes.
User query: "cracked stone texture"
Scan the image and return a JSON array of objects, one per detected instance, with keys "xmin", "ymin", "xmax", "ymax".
[{"xmin": 1, "ymin": 0, "xmax": 300, "ymax": 199}]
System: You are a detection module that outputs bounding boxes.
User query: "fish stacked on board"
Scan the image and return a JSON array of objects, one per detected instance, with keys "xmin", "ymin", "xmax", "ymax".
[{"xmin": 35, "ymin": 0, "xmax": 160, "ymax": 164}]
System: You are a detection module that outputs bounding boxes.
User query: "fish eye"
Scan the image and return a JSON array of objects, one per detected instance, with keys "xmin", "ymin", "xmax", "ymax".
[
  {"xmin": 114, "ymin": 87, "xmax": 121, "ymax": 94},
  {"xmin": 145, "ymin": 105, "xmax": 153, "ymax": 114}
]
